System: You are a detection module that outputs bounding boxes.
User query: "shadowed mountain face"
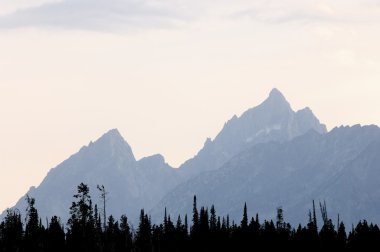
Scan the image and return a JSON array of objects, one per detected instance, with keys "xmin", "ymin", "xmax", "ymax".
[
  {"xmin": 4, "ymin": 129, "xmax": 181, "ymax": 223},
  {"xmin": 3, "ymin": 88, "xmax": 380, "ymax": 227},
  {"xmin": 152, "ymin": 125, "xmax": 380, "ymax": 226},
  {"xmin": 178, "ymin": 88, "xmax": 327, "ymax": 178}
]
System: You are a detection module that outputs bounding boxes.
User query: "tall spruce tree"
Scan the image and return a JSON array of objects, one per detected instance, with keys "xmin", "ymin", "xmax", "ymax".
[
  {"xmin": 46, "ymin": 216, "xmax": 65, "ymax": 252},
  {"xmin": 241, "ymin": 203, "xmax": 248, "ymax": 231},
  {"xmin": 135, "ymin": 209, "xmax": 152, "ymax": 252},
  {"xmin": 2, "ymin": 209, "xmax": 23, "ymax": 252},
  {"xmin": 209, "ymin": 205, "xmax": 217, "ymax": 232},
  {"xmin": 119, "ymin": 215, "xmax": 132, "ymax": 252},
  {"xmin": 191, "ymin": 195, "xmax": 199, "ymax": 237},
  {"xmin": 24, "ymin": 196, "xmax": 42, "ymax": 252}
]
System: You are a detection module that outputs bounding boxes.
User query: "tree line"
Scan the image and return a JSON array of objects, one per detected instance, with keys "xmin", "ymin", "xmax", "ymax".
[{"xmin": 1, "ymin": 183, "xmax": 380, "ymax": 251}]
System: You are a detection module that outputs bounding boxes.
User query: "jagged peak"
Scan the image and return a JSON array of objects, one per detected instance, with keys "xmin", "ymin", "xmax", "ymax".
[
  {"xmin": 83, "ymin": 128, "xmax": 136, "ymax": 161},
  {"xmin": 239, "ymin": 88, "xmax": 291, "ymax": 120},
  {"xmin": 297, "ymin": 106, "xmax": 312, "ymax": 113},
  {"xmin": 148, "ymin": 154, "xmax": 165, "ymax": 163},
  {"xmin": 102, "ymin": 128, "xmax": 123, "ymax": 139},
  {"xmin": 93, "ymin": 128, "xmax": 127, "ymax": 145},
  {"xmin": 264, "ymin": 88, "xmax": 289, "ymax": 106},
  {"xmin": 295, "ymin": 107, "xmax": 316, "ymax": 118},
  {"xmin": 269, "ymin": 88, "xmax": 285, "ymax": 99},
  {"xmin": 138, "ymin": 154, "xmax": 169, "ymax": 169}
]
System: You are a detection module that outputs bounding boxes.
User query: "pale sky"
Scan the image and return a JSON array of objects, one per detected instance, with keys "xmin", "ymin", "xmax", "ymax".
[{"xmin": 1, "ymin": 0, "xmax": 380, "ymax": 212}]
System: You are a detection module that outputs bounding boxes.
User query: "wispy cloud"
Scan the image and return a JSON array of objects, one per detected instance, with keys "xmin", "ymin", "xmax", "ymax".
[
  {"xmin": 230, "ymin": 0, "xmax": 380, "ymax": 25},
  {"xmin": 230, "ymin": 1, "xmax": 340, "ymax": 24},
  {"xmin": 0, "ymin": 0, "xmax": 187, "ymax": 32},
  {"xmin": 1, "ymin": 0, "xmax": 380, "ymax": 32}
]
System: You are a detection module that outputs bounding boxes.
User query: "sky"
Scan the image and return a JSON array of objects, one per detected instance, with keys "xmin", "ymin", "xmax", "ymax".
[{"xmin": 0, "ymin": 0, "xmax": 380, "ymax": 212}]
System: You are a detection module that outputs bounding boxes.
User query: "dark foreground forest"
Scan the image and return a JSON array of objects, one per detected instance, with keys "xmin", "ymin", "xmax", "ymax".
[{"xmin": 1, "ymin": 183, "xmax": 380, "ymax": 252}]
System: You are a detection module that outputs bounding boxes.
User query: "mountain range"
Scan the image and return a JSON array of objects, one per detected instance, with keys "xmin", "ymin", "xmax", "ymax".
[{"xmin": 2, "ymin": 88, "xmax": 380, "ymax": 227}]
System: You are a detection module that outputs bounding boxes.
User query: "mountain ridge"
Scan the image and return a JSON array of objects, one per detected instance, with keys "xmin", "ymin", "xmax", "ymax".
[
  {"xmin": 3, "ymin": 88, "xmax": 379, "ymax": 227},
  {"xmin": 178, "ymin": 88, "xmax": 327, "ymax": 178},
  {"xmin": 151, "ymin": 124, "xmax": 380, "ymax": 225}
]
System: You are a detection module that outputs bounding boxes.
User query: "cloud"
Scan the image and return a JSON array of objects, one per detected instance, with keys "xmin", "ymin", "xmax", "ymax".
[
  {"xmin": 229, "ymin": 0, "xmax": 380, "ymax": 25},
  {"xmin": 1, "ymin": 0, "xmax": 380, "ymax": 32},
  {"xmin": 0, "ymin": 0, "xmax": 186, "ymax": 32},
  {"xmin": 0, "ymin": 0, "xmax": 61, "ymax": 16},
  {"xmin": 231, "ymin": 1, "xmax": 340, "ymax": 24}
]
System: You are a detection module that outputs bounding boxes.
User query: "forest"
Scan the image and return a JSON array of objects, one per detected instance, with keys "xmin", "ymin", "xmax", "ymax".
[{"xmin": 1, "ymin": 183, "xmax": 380, "ymax": 252}]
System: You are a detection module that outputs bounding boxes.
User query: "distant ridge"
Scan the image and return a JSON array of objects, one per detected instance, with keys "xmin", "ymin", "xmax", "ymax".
[
  {"xmin": 178, "ymin": 88, "xmax": 327, "ymax": 178},
  {"xmin": 4, "ymin": 88, "xmax": 380, "ymax": 227}
]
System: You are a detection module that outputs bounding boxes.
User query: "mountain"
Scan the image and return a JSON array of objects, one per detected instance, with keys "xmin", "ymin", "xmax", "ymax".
[
  {"xmin": 2, "ymin": 129, "xmax": 181, "ymax": 223},
  {"xmin": 151, "ymin": 125, "xmax": 380, "ymax": 226},
  {"xmin": 179, "ymin": 88, "xmax": 327, "ymax": 178},
  {"xmin": 4, "ymin": 88, "xmax": 379, "ymax": 227},
  {"xmin": 0, "ymin": 89, "xmax": 330, "ymax": 225}
]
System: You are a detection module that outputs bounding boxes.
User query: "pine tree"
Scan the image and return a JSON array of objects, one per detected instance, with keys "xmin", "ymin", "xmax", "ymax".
[
  {"xmin": 319, "ymin": 201, "xmax": 337, "ymax": 248},
  {"xmin": 24, "ymin": 195, "xmax": 42, "ymax": 252},
  {"xmin": 306, "ymin": 201, "xmax": 319, "ymax": 247},
  {"xmin": 241, "ymin": 202, "xmax": 248, "ymax": 230},
  {"xmin": 163, "ymin": 207, "xmax": 168, "ymax": 233},
  {"xmin": 67, "ymin": 183, "xmax": 95, "ymax": 252},
  {"xmin": 337, "ymin": 221, "xmax": 347, "ymax": 249},
  {"xmin": 191, "ymin": 195, "xmax": 199, "ymax": 237},
  {"xmin": 209, "ymin": 205, "xmax": 217, "ymax": 232},
  {"xmin": 46, "ymin": 216, "xmax": 65, "ymax": 252},
  {"xmin": 135, "ymin": 209, "xmax": 152, "ymax": 252},
  {"xmin": 119, "ymin": 215, "xmax": 132, "ymax": 252},
  {"xmin": 2, "ymin": 209, "xmax": 23, "ymax": 252},
  {"xmin": 68, "ymin": 183, "xmax": 93, "ymax": 228},
  {"xmin": 199, "ymin": 207, "xmax": 209, "ymax": 235},
  {"xmin": 184, "ymin": 214, "xmax": 188, "ymax": 235}
]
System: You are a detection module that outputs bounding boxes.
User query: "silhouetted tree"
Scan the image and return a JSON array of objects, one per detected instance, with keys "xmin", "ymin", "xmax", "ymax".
[
  {"xmin": 1, "ymin": 209, "xmax": 23, "ymax": 252},
  {"xmin": 1, "ymin": 184, "xmax": 380, "ymax": 252},
  {"xmin": 46, "ymin": 216, "xmax": 65, "ymax": 252},
  {"xmin": 66, "ymin": 183, "xmax": 95, "ymax": 252},
  {"xmin": 209, "ymin": 205, "xmax": 217, "ymax": 232},
  {"xmin": 337, "ymin": 221, "xmax": 347, "ymax": 249},
  {"xmin": 241, "ymin": 203, "xmax": 248, "ymax": 231},
  {"xmin": 191, "ymin": 195, "xmax": 199, "ymax": 237},
  {"xmin": 23, "ymin": 195, "xmax": 43, "ymax": 252},
  {"xmin": 119, "ymin": 215, "xmax": 133, "ymax": 252},
  {"xmin": 135, "ymin": 209, "xmax": 151, "ymax": 252}
]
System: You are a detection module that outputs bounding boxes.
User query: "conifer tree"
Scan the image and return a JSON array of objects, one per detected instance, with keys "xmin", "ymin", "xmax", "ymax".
[
  {"xmin": 135, "ymin": 209, "xmax": 152, "ymax": 252},
  {"xmin": 24, "ymin": 195, "xmax": 42, "ymax": 252},
  {"xmin": 119, "ymin": 215, "xmax": 132, "ymax": 252},
  {"xmin": 2, "ymin": 209, "xmax": 23, "ymax": 252},
  {"xmin": 67, "ymin": 183, "xmax": 95, "ymax": 252},
  {"xmin": 241, "ymin": 202, "xmax": 248, "ymax": 230},
  {"xmin": 209, "ymin": 205, "xmax": 217, "ymax": 232},
  {"xmin": 337, "ymin": 221, "xmax": 347, "ymax": 248},
  {"xmin": 191, "ymin": 195, "xmax": 199, "ymax": 236},
  {"xmin": 46, "ymin": 216, "xmax": 65, "ymax": 252}
]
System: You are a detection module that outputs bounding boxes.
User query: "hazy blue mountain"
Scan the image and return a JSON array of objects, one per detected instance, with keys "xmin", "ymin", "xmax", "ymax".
[
  {"xmin": 1, "ymin": 129, "xmax": 181, "ymax": 224},
  {"xmin": 179, "ymin": 88, "xmax": 327, "ymax": 178},
  {"xmin": 3, "ymin": 88, "xmax": 380, "ymax": 228},
  {"xmin": 151, "ymin": 125, "xmax": 380, "ymax": 226}
]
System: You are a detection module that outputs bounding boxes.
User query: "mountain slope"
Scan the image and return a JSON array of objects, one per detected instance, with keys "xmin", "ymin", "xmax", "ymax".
[
  {"xmin": 4, "ymin": 88, "xmax": 379, "ymax": 228},
  {"xmin": 2, "ymin": 129, "xmax": 181, "ymax": 223},
  {"xmin": 152, "ymin": 125, "xmax": 380, "ymax": 226},
  {"xmin": 179, "ymin": 88, "xmax": 327, "ymax": 178}
]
